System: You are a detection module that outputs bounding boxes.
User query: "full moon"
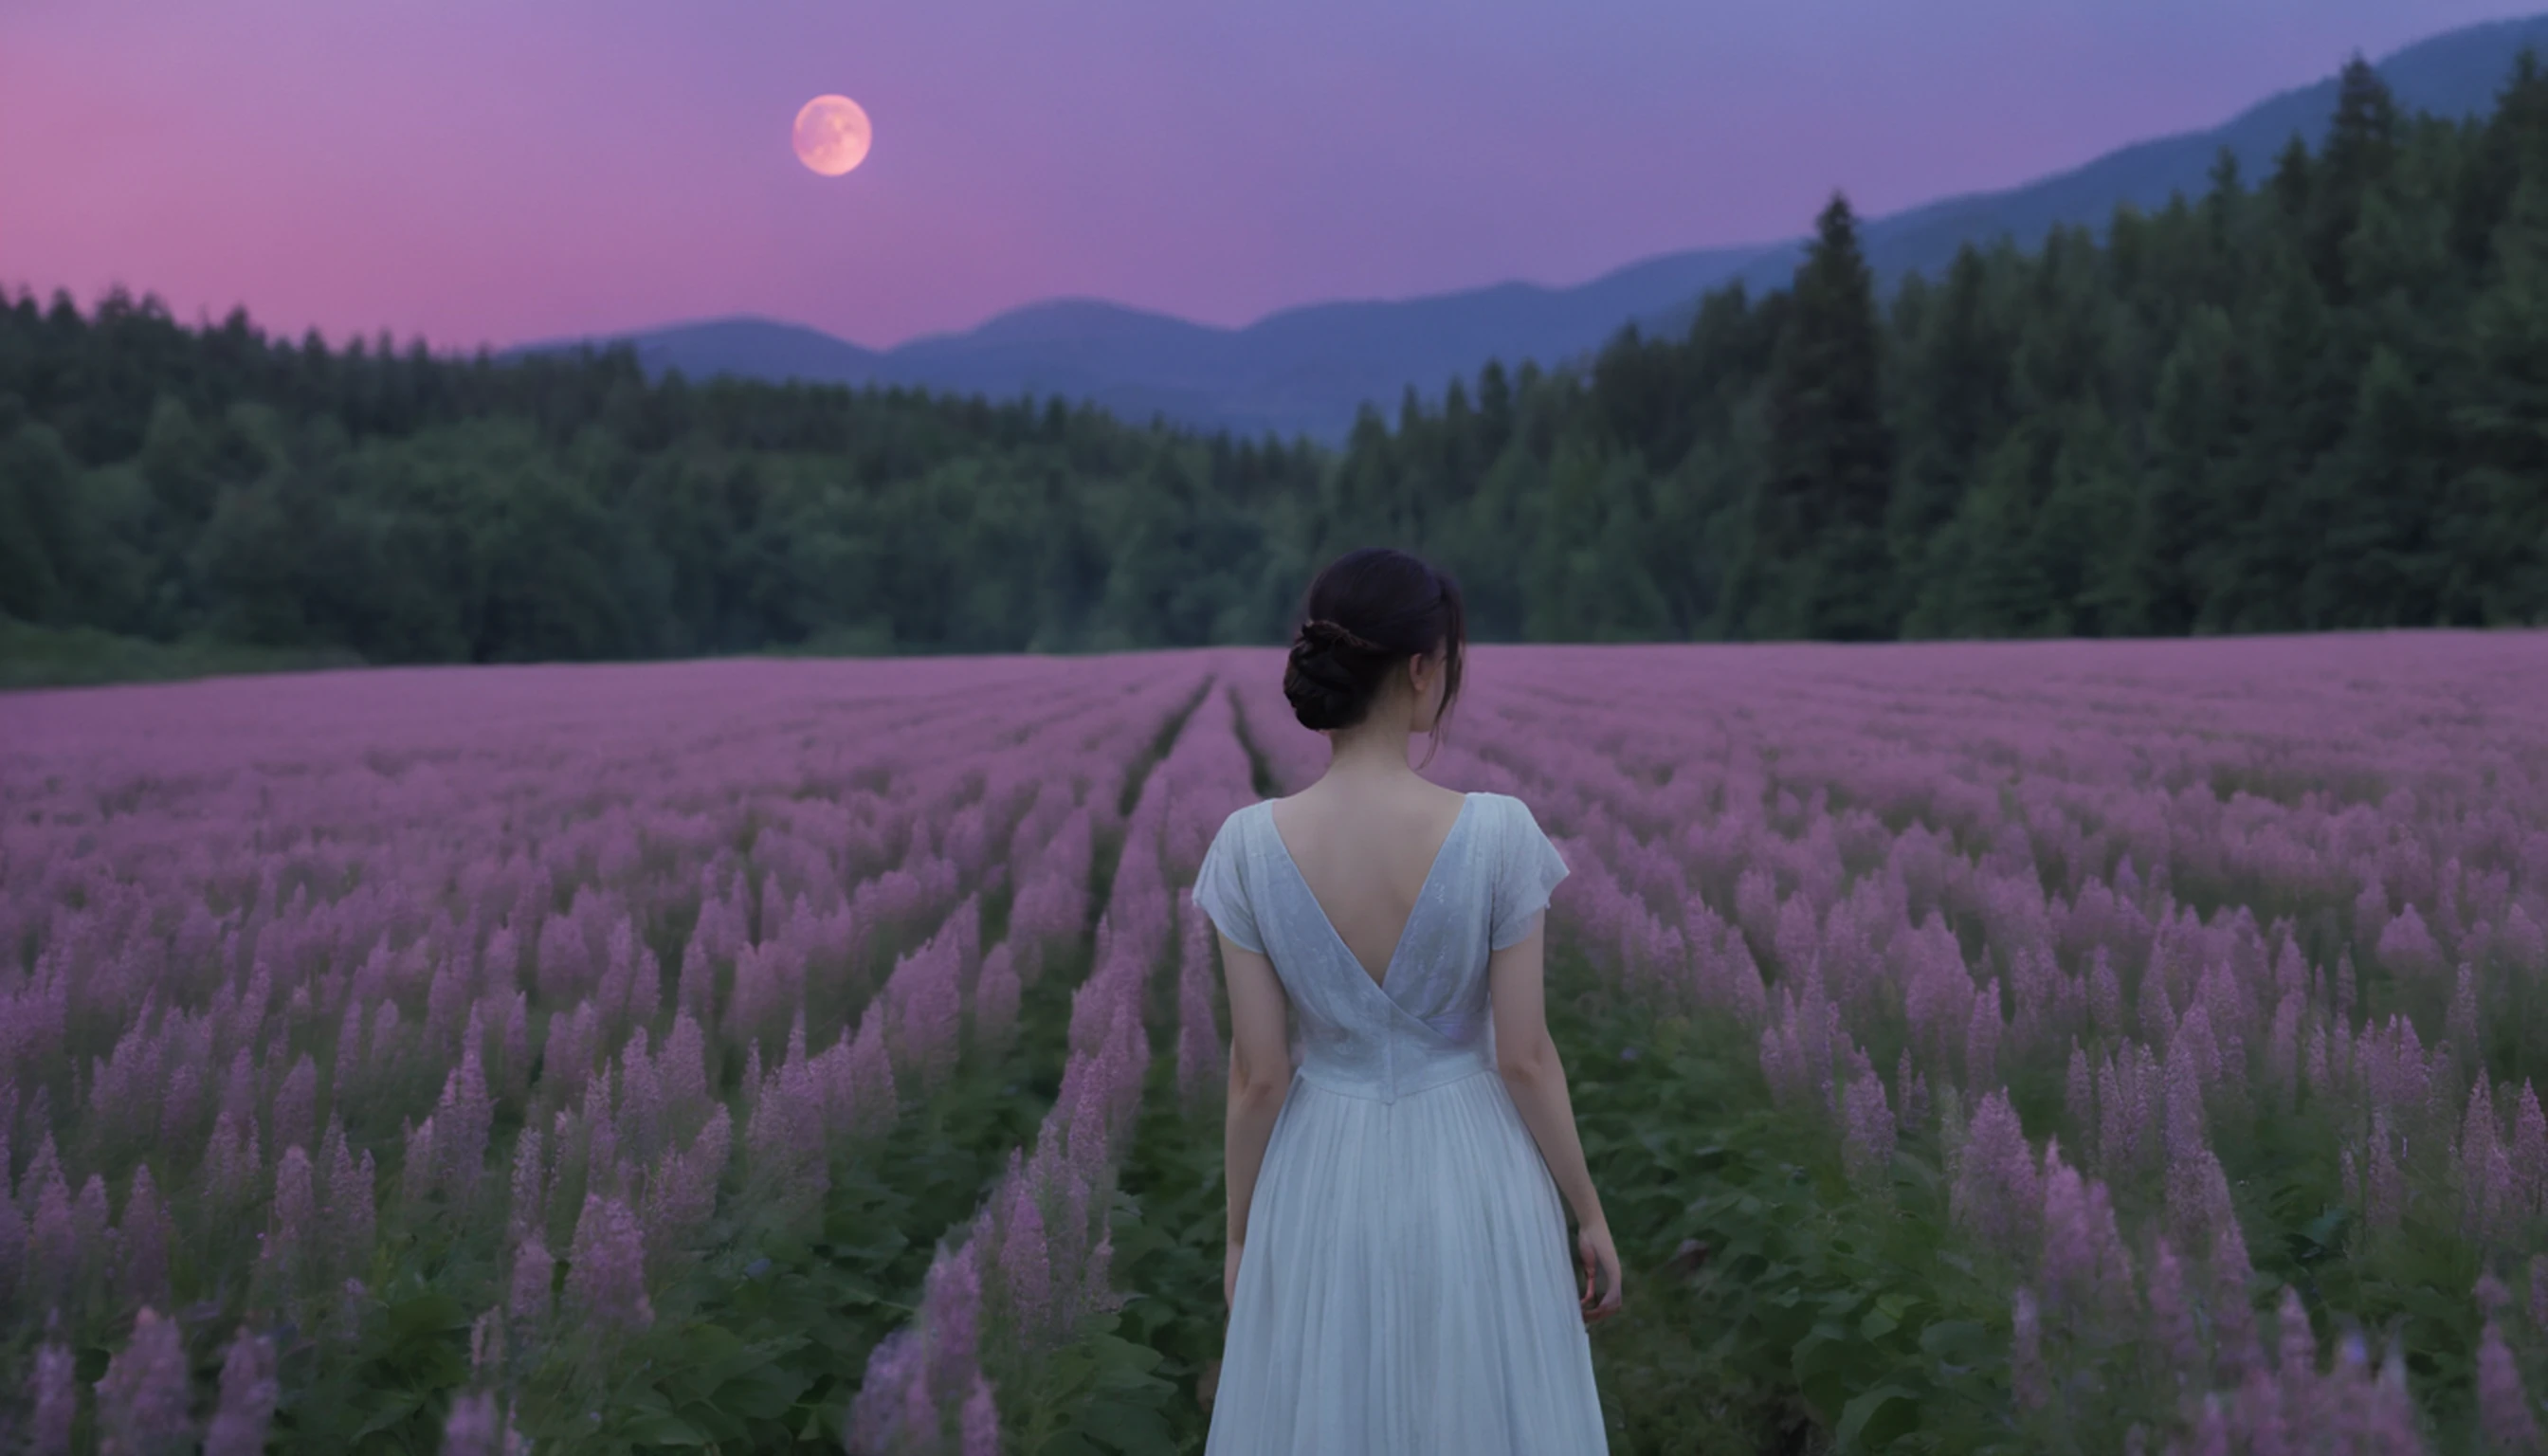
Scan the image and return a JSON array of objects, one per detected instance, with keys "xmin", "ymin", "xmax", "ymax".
[{"xmin": 793, "ymin": 95, "xmax": 872, "ymax": 176}]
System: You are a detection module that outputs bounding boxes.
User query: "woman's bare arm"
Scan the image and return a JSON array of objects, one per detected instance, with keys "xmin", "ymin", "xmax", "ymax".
[
  {"xmin": 1220, "ymin": 930, "xmax": 1293, "ymax": 1247},
  {"xmin": 1487, "ymin": 916, "xmax": 1605, "ymax": 1231}
]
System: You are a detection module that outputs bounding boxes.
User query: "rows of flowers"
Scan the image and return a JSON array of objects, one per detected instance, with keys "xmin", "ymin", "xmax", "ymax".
[
  {"xmin": 1374, "ymin": 632, "xmax": 2548, "ymax": 1452},
  {"xmin": 846, "ymin": 664, "xmax": 1258, "ymax": 1455},
  {"xmin": 0, "ymin": 655, "xmax": 1216, "ymax": 1450},
  {"xmin": 818, "ymin": 631, "xmax": 2548, "ymax": 1453},
  {"xmin": 13, "ymin": 629, "xmax": 2548, "ymax": 1452}
]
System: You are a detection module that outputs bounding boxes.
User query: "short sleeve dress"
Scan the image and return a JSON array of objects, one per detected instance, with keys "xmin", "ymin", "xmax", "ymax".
[{"xmin": 1187, "ymin": 791, "xmax": 1606, "ymax": 1455}]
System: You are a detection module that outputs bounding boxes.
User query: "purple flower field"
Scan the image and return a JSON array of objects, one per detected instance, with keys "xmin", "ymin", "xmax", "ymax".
[{"xmin": 5, "ymin": 631, "xmax": 2548, "ymax": 1452}]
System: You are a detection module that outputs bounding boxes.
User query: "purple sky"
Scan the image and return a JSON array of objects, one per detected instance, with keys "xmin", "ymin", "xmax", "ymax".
[{"xmin": 3, "ymin": 0, "xmax": 2531, "ymax": 352}]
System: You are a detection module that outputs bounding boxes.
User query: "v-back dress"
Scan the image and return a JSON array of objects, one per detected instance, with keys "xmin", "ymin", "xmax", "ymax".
[{"xmin": 1188, "ymin": 791, "xmax": 1610, "ymax": 1455}]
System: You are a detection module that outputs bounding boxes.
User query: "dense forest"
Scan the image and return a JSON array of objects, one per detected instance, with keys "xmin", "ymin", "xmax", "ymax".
[
  {"xmin": 3, "ymin": 53, "xmax": 2544, "ymax": 671},
  {"xmin": 0, "ymin": 312, "xmax": 1324, "ymax": 664},
  {"xmin": 1353, "ymin": 50, "xmax": 2548, "ymax": 641}
]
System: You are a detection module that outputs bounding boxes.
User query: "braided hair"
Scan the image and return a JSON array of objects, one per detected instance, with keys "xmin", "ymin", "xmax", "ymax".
[{"xmin": 1281, "ymin": 548, "xmax": 1466, "ymax": 747}]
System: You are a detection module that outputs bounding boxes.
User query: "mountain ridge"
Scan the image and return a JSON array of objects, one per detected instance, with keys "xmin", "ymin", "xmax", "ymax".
[{"xmin": 514, "ymin": 10, "xmax": 2548, "ymax": 443}]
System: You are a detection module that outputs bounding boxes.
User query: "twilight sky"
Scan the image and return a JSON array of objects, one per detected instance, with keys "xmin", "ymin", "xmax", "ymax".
[{"xmin": 2, "ymin": 0, "xmax": 2532, "ymax": 352}]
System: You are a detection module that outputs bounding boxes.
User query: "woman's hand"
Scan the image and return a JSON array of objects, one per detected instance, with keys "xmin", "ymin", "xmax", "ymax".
[
  {"xmin": 1577, "ymin": 1220, "xmax": 1624, "ymax": 1325},
  {"xmin": 1224, "ymin": 1237, "xmax": 1245, "ymax": 1310}
]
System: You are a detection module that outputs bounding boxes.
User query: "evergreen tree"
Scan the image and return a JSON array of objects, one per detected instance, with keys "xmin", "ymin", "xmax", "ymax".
[
  {"xmin": 1747, "ymin": 191, "xmax": 1895, "ymax": 640},
  {"xmin": 2452, "ymin": 49, "xmax": 2548, "ymax": 268},
  {"xmin": 2448, "ymin": 165, "xmax": 2548, "ymax": 623},
  {"xmin": 2309, "ymin": 54, "xmax": 2403, "ymax": 300},
  {"xmin": 1889, "ymin": 246, "xmax": 2009, "ymax": 576},
  {"xmin": 1475, "ymin": 361, "xmax": 1515, "ymax": 460},
  {"xmin": 2301, "ymin": 347, "xmax": 2445, "ymax": 627},
  {"xmin": 2116, "ymin": 306, "xmax": 2240, "ymax": 635}
]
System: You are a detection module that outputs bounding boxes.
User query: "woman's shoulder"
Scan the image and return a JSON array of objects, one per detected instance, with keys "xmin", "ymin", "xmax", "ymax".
[
  {"xmin": 1197, "ymin": 801, "xmax": 1265, "ymax": 888},
  {"xmin": 1461, "ymin": 791, "xmax": 1533, "ymax": 844},
  {"xmin": 1467, "ymin": 789, "xmax": 1538, "ymax": 820},
  {"xmin": 1212, "ymin": 796, "xmax": 1270, "ymax": 841},
  {"xmin": 1470, "ymin": 792, "xmax": 1561, "ymax": 852}
]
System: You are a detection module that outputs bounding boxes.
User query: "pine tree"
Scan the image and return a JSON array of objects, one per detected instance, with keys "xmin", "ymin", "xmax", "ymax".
[
  {"xmin": 1475, "ymin": 361, "xmax": 1514, "ymax": 461},
  {"xmin": 2452, "ymin": 49, "xmax": 2548, "ymax": 269},
  {"xmin": 2310, "ymin": 54, "xmax": 2403, "ymax": 300},
  {"xmin": 2448, "ymin": 166, "xmax": 2548, "ymax": 624},
  {"xmin": 1889, "ymin": 246, "xmax": 2008, "ymax": 622},
  {"xmin": 2208, "ymin": 249, "xmax": 2336, "ymax": 629},
  {"xmin": 1747, "ymin": 191, "xmax": 1896, "ymax": 639},
  {"xmin": 2300, "ymin": 347, "xmax": 2444, "ymax": 628},
  {"xmin": 2117, "ymin": 306, "xmax": 2240, "ymax": 635}
]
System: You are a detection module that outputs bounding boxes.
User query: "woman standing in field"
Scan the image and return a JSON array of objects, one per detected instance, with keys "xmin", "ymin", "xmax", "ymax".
[{"xmin": 1189, "ymin": 546, "xmax": 1621, "ymax": 1454}]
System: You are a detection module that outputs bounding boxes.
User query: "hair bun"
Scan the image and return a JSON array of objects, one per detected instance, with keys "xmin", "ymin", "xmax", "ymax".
[
  {"xmin": 1295, "ymin": 618, "xmax": 1384, "ymax": 656},
  {"xmin": 1283, "ymin": 617, "xmax": 1389, "ymax": 731}
]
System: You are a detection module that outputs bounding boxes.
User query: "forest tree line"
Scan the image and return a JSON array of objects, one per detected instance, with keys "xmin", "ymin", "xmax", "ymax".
[{"xmin": 3, "ymin": 53, "xmax": 2544, "ymax": 668}]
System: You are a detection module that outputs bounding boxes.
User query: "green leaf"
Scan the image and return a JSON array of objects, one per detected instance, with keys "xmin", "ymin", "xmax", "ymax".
[
  {"xmin": 710, "ymin": 1361, "xmax": 809, "ymax": 1421},
  {"xmin": 346, "ymin": 1392, "xmax": 430, "ymax": 1442},
  {"xmin": 1834, "ymin": 1383, "xmax": 1923, "ymax": 1450},
  {"xmin": 1918, "ymin": 1320, "xmax": 1988, "ymax": 1365},
  {"xmin": 616, "ymin": 1410, "xmax": 713, "ymax": 1446},
  {"xmin": 1077, "ymin": 1398, "xmax": 1180, "ymax": 1456}
]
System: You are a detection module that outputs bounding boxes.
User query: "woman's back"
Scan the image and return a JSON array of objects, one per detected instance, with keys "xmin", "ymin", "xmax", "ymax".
[
  {"xmin": 1265, "ymin": 781, "xmax": 1473, "ymax": 988},
  {"xmin": 1193, "ymin": 791, "xmax": 1565, "ymax": 1103}
]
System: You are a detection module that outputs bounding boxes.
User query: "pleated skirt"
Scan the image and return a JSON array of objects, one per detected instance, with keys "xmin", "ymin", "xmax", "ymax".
[{"xmin": 1203, "ymin": 1066, "xmax": 1611, "ymax": 1455}]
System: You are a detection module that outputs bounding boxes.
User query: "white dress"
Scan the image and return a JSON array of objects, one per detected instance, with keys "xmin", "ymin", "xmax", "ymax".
[{"xmin": 1189, "ymin": 791, "xmax": 1609, "ymax": 1455}]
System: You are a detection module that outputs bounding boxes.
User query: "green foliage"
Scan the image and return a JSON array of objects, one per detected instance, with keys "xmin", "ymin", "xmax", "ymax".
[
  {"xmin": 1030, "ymin": 1046, "xmax": 1232, "ymax": 1454},
  {"xmin": 1738, "ymin": 193, "xmax": 1897, "ymax": 641},
  {"xmin": 0, "ymin": 297, "xmax": 1326, "ymax": 677},
  {"xmin": 0, "ymin": 614, "xmax": 360, "ymax": 689},
  {"xmin": 1559, "ymin": 998, "xmax": 2021, "ymax": 1455}
]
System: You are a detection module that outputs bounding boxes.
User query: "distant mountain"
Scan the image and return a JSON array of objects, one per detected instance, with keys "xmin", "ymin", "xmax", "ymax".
[
  {"xmin": 875, "ymin": 251, "xmax": 1775, "ymax": 439},
  {"xmin": 513, "ymin": 11, "xmax": 2548, "ymax": 445},
  {"xmin": 609, "ymin": 317, "xmax": 883, "ymax": 388},
  {"xmin": 512, "ymin": 245, "xmax": 1774, "ymax": 443}
]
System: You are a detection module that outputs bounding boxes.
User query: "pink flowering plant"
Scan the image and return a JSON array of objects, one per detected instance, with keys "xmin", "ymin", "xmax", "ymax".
[
  {"xmin": 0, "ymin": 657, "xmax": 1212, "ymax": 1451},
  {"xmin": 9, "ymin": 631, "xmax": 2548, "ymax": 1455}
]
